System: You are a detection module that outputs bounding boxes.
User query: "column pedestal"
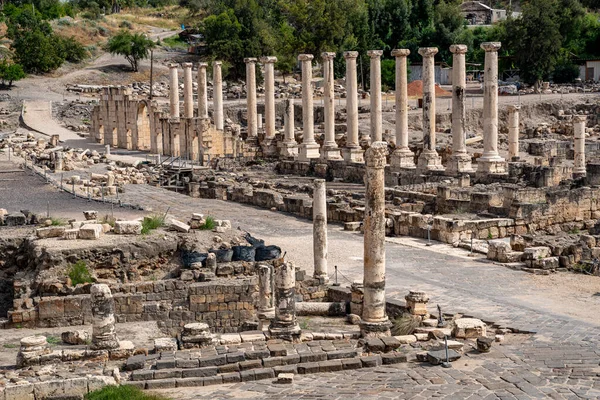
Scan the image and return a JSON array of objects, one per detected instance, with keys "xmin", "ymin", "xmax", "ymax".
[
  {"xmin": 342, "ymin": 146, "xmax": 364, "ymax": 163},
  {"xmin": 417, "ymin": 150, "xmax": 443, "ymax": 171},
  {"xmin": 446, "ymin": 153, "xmax": 474, "ymax": 175},
  {"xmin": 390, "ymin": 148, "xmax": 416, "ymax": 170}
]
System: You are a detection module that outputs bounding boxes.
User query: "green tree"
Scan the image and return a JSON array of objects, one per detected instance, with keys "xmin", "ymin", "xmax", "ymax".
[
  {"xmin": 106, "ymin": 30, "xmax": 155, "ymax": 72},
  {"xmin": 0, "ymin": 62, "xmax": 26, "ymax": 86},
  {"xmin": 13, "ymin": 30, "xmax": 65, "ymax": 73}
]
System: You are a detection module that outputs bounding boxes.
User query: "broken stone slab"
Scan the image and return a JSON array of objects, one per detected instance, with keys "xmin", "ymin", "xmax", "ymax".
[
  {"xmin": 109, "ymin": 340, "xmax": 135, "ymax": 359},
  {"xmin": 83, "ymin": 210, "xmax": 98, "ymax": 220},
  {"xmin": 529, "ymin": 256, "xmax": 559, "ymax": 270},
  {"xmin": 5, "ymin": 213, "xmax": 26, "ymax": 226},
  {"xmin": 435, "ymin": 339, "xmax": 464, "ymax": 353},
  {"xmin": 170, "ymin": 219, "xmax": 190, "ymax": 233},
  {"xmin": 219, "ymin": 333, "xmax": 242, "ymax": 345},
  {"xmin": 240, "ymin": 331, "xmax": 266, "ymax": 342},
  {"xmin": 476, "ymin": 336, "xmax": 493, "ymax": 353},
  {"xmin": 191, "ymin": 213, "xmax": 204, "ymax": 220},
  {"xmin": 523, "ymin": 246, "xmax": 551, "ymax": 260},
  {"xmin": 114, "ymin": 220, "xmax": 142, "ymax": 235},
  {"xmin": 405, "ymin": 290, "xmax": 429, "ymax": 315},
  {"xmin": 426, "ymin": 349, "xmax": 461, "ymax": 365},
  {"xmin": 63, "ymin": 228, "xmax": 79, "ymax": 240},
  {"xmin": 154, "ymin": 337, "xmax": 178, "ymax": 352},
  {"xmin": 344, "ymin": 222, "xmax": 361, "ymax": 231},
  {"xmin": 78, "ymin": 224, "xmax": 103, "ymax": 240},
  {"xmin": 394, "ymin": 335, "xmax": 417, "ymax": 344},
  {"xmin": 453, "ymin": 318, "xmax": 487, "ymax": 339},
  {"xmin": 61, "ymin": 330, "xmax": 90, "ymax": 345},
  {"xmin": 125, "ymin": 354, "xmax": 147, "ymax": 371},
  {"xmin": 36, "ymin": 226, "xmax": 66, "ymax": 239},
  {"xmin": 277, "ymin": 373, "xmax": 294, "ymax": 384}
]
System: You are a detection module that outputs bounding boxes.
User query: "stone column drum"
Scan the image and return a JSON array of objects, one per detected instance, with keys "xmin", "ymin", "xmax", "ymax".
[
  {"xmin": 573, "ymin": 115, "xmax": 587, "ymax": 178},
  {"xmin": 183, "ymin": 63, "xmax": 194, "ymax": 118},
  {"xmin": 313, "ymin": 179, "xmax": 328, "ymax": 282},
  {"xmin": 390, "ymin": 49, "xmax": 415, "ymax": 170},
  {"xmin": 213, "ymin": 61, "xmax": 224, "ymax": 130},
  {"xmin": 298, "ymin": 54, "xmax": 320, "ymax": 161},
  {"xmin": 446, "ymin": 44, "xmax": 473, "ymax": 175},
  {"xmin": 417, "ymin": 48, "xmax": 443, "ymax": 171},
  {"xmin": 360, "ymin": 141, "xmax": 392, "ymax": 337},
  {"xmin": 269, "ymin": 262, "xmax": 301, "ymax": 340},
  {"xmin": 368, "ymin": 50, "xmax": 383, "ymax": 142},
  {"xmin": 257, "ymin": 264, "xmax": 275, "ymax": 328},
  {"xmin": 342, "ymin": 51, "xmax": 363, "ymax": 163},
  {"xmin": 280, "ymin": 97, "xmax": 298, "ymax": 157},
  {"xmin": 168, "ymin": 63, "xmax": 180, "ymax": 119},
  {"xmin": 90, "ymin": 284, "xmax": 119, "ymax": 350},
  {"xmin": 244, "ymin": 58, "xmax": 258, "ymax": 138},
  {"xmin": 197, "ymin": 63, "xmax": 208, "ymax": 118},
  {"xmin": 508, "ymin": 105, "xmax": 520, "ymax": 160},
  {"xmin": 477, "ymin": 42, "xmax": 506, "ymax": 174},
  {"xmin": 260, "ymin": 56, "xmax": 278, "ymax": 140},
  {"xmin": 321, "ymin": 52, "xmax": 341, "ymax": 159}
]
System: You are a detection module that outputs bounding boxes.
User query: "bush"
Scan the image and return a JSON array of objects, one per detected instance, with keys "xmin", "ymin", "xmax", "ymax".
[
  {"xmin": 59, "ymin": 36, "xmax": 88, "ymax": 63},
  {"xmin": 119, "ymin": 20, "xmax": 133, "ymax": 29},
  {"xmin": 85, "ymin": 385, "xmax": 169, "ymax": 400},
  {"xmin": 391, "ymin": 313, "xmax": 421, "ymax": 336},
  {"xmin": 141, "ymin": 214, "xmax": 164, "ymax": 234},
  {"xmin": 50, "ymin": 217, "xmax": 66, "ymax": 226},
  {"xmin": 552, "ymin": 61, "xmax": 580, "ymax": 83},
  {"xmin": 200, "ymin": 216, "xmax": 216, "ymax": 230},
  {"xmin": 0, "ymin": 62, "xmax": 25, "ymax": 87},
  {"xmin": 68, "ymin": 260, "xmax": 93, "ymax": 286}
]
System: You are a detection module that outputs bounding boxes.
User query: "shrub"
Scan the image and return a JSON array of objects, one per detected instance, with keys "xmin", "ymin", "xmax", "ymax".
[
  {"xmin": 85, "ymin": 385, "xmax": 169, "ymax": 400},
  {"xmin": 200, "ymin": 216, "xmax": 216, "ymax": 230},
  {"xmin": 59, "ymin": 36, "xmax": 88, "ymax": 63},
  {"xmin": 391, "ymin": 313, "xmax": 420, "ymax": 336},
  {"xmin": 119, "ymin": 20, "xmax": 133, "ymax": 29},
  {"xmin": 50, "ymin": 217, "xmax": 66, "ymax": 226},
  {"xmin": 100, "ymin": 215, "xmax": 116, "ymax": 227},
  {"xmin": 68, "ymin": 260, "xmax": 93, "ymax": 286},
  {"xmin": 141, "ymin": 214, "xmax": 164, "ymax": 234}
]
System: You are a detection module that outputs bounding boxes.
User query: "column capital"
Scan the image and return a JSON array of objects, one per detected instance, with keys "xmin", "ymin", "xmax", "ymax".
[
  {"xmin": 507, "ymin": 104, "xmax": 521, "ymax": 112},
  {"xmin": 244, "ymin": 57, "xmax": 258, "ymax": 64},
  {"xmin": 391, "ymin": 49, "xmax": 410, "ymax": 57},
  {"xmin": 365, "ymin": 141, "xmax": 388, "ymax": 169},
  {"xmin": 321, "ymin": 52, "xmax": 336, "ymax": 61},
  {"xmin": 298, "ymin": 54, "xmax": 314, "ymax": 62},
  {"xmin": 198, "ymin": 62, "xmax": 208, "ymax": 69},
  {"xmin": 168, "ymin": 63, "xmax": 178, "ymax": 69},
  {"xmin": 213, "ymin": 61, "xmax": 222, "ymax": 67},
  {"xmin": 573, "ymin": 115, "xmax": 587, "ymax": 123},
  {"xmin": 449, "ymin": 44, "xmax": 468, "ymax": 54},
  {"xmin": 259, "ymin": 56, "xmax": 278, "ymax": 64},
  {"xmin": 418, "ymin": 47, "xmax": 438, "ymax": 57},
  {"xmin": 481, "ymin": 42, "xmax": 501, "ymax": 52},
  {"xmin": 367, "ymin": 50, "xmax": 383, "ymax": 58},
  {"xmin": 344, "ymin": 51, "xmax": 359, "ymax": 59},
  {"xmin": 182, "ymin": 62, "xmax": 193, "ymax": 68}
]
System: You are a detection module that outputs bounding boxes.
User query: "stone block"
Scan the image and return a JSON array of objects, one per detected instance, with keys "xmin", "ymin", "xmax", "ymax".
[
  {"xmin": 5, "ymin": 383, "xmax": 34, "ymax": 400},
  {"xmin": 154, "ymin": 337, "xmax": 178, "ymax": 353},
  {"xmin": 342, "ymin": 358, "xmax": 362, "ymax": 370},
  {"xmin": 297, "ymin": 362, "xmax": 320, "ymax": 374},
  {"xmin": 523, "ymin": 246, "xmax": 551, "ymax": 260},
  {"xmin": 277, "ymin": 373, "xmax": 294, "ymax": 384},
  {"xmin": 318, "ymin": 360, "xmax": 343, "ymax": 372},
  {"xmin": 380, "ymin": 336, "xmax": 401, "ymax": 351},
  {"xmin": 36, "ymin": 226, "xmax": 66, "ymax": 239},
  {"xmin": 360, "ymin": 355, "xmax": 382, "ymax": 368},
  {"xmin": 61, "ymin": 330, "xmax": 90, "ymax": 345},
  {"xmin": 426, "ymin": 349, "xmax": 461, "ymax": 365},
  {"xmin": 38, "ymin": 297, "xmax": 64, "ymax": 320},
  {"xmin": 394, "ymin": 335, "xmax": 417, "ymax": 344},
  {"xmin": 155, "ymin": 359, "xmax": 177, "ymax": 370},
  {"xmin": 33, "ymin": 380, "xmax": 64, "ymax": 398},
  {"xmin": 199, "ymin": 354, "xmax": 227, "ymax": 367},
  {"xmin": 78, "ymin": 224, "xmax": 103, "ymax": 240},
  {"xmin": 182, "ymin": 366, "xmax": 218, "ymax": 378},
  {"xmin": 299, "ymin": 352, "xmax": 327, "ymax": 363},
  {"xmin": 176, "ymin": 377, "xmax": 204, "ymax": 388},
  {"xmin": 240, "ymin": 370, "xmax": 256, "ymax": 382},
  {"xmin": 453, "ymin": 318, "xmax": 487, "ymax": 339},
  {"xmin": 176, "ymin": 359, "xmax": 199, "ymax": 369},
  {"xmin": 221, "ymin": 372, "xmax": 241, "ymax": 383},
  {"xmin": 114, "ymin": 220, "xmax": 142, "ymax": 235},
  {"xmin": 87, "ymin": 376, "xmax": 117, "ymax": 393},
  {"xmin": 131, "ymin": 370, "xmax": 153, "ymax": 381},
  {"xmin": 239, "ymin": 359, "xmax": 262, "ymax": 370},
  {"xmin": 365, "ymin": 338, "xmax": 385, "ymax": 352},
  {"xmin": 154, "ymin": 369, "xmax": 182, "ymax": 380},
  {"xmin": 146, "ymin": 379, "xmax": 177, "ymax": 389},
  {"xmin": 381, "ymin": 352, "xmax": 408, "ymax": 365},
  {"xmin": 240, "ymin": 331, "xmax": 265, "ymax": 342},
  {"xmin": 63, "ymin": 377, "xmax": 88, "ymax": 397},
  {"xmin": 326, "ymin": 349, "xmax": 358, "ymax": 360},
  {"xmin": 254, "ymin": 368, "xmax": 275, "ymax": 380},
  {"xmin": 170, "ymin": 219, "xmax": 190, "ymax": 233},
  {"xmin": 219, "ymin": 333, "xmax": 241, "ymax": 345}
]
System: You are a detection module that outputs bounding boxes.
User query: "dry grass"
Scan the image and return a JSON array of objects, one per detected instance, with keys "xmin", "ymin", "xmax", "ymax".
[
  {"xmin": 107, "ymin": 6, "xmax": 187, "ymax": 30},
  {"xmin": 53, "ymin": 18, "xmax": 120, "ymax": 48}
]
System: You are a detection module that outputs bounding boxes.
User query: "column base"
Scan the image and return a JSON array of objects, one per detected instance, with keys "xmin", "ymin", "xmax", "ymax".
[
  {"xmin": 268, "ymin": 322, "xmax": 302, "ymax": 341},
  {"xmin": 390, "ymin": 148, "xmax": 416, "ymax": 170},
  {"xmin": 279, "ymin": 141, "xmax": 298, "ymax": 158},
  {"xmin": 91, "ymin": 334, "xmax": 120, "ymax": 350},
  {"xmin": 417, "ymin": 150, "xmax": 444, "ymax": 172},
  {"xmin": 321, "ymin": 145, "xmax": 342, "ymax": 160},
  {"xmin": 477, "ymin": 156, "xmax": 506, "ymax": 175},
  {"xmin": 342, "ymin": 146, "xmax": 364, "ymax": 163},
  {"xmin": 298, "ymin": 143, "xmax": 321, "ymax": 162},
  {"xmin": 445, "ymin": 153, "xmax": 474, "ymax": 176},
  {"xmin": 573, "ymin": 170, "xmax": 586, "ymax": 179},
  {"xmin": 359, "ymin": 319, "xmax": 392, "ymax": 338},
  {"xmin": 261, "ymin": 138, "xmax": 278, "ymax": 157},
  {"xmin": 313, "ymin": 273, "xmax": 329, "ymax": 284}
]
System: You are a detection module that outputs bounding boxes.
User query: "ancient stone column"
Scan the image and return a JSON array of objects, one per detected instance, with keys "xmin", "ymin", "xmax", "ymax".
[
  {"xmin": 280, "ymin": 97, "xmax": 298, "ymax": 157},
  {"xmin": 260, "ymin": 56, "xmax": 278, "ymax": 139},
  {"xmin": 417, "ymin": 48, "xmax": 443, "ymax": 171},
  {"xmin": 90, "ymin": 284, "xmax": 119, "ymax": 350},
  {"xmin": 390, "ymin": 49, "xmax": 415, "ymax": 170},
  {"xmin": 360, "ymin": 141, "xmax": 391, "ymax": 337},
  {"xmin": 213, "ymin": 61, "xmax": 224, "ymax": 130},
  {"xmin": 244, "ymin": 58, "xmax": 258, "ymax": 138},
  {"xmin": 54, "ymin": 151, "xmax": 64, "ymax": 172},
  {"xmin": 168, "ymin": 63, "xmax": 180, "ymax": 119},
  {"xmin": 477, "ymin": 42, "xmax": 505, "ymax": 174},
  {"xmin": 343, "ymin": 51, "xmax": 363, "ymax": 163},
  {"xmin": 269, "ymin": 262, "xmax": 301, "ymax": 340},
  {"xmin": 298, "ymin": 54, "xmax": 320, "ymax": 161},
  {"xmin": 321, "ymin": 52, "xmax": 341, "ymax": 160},
  {"xmin": 446, "ymin": 45, "xmax": 473, "ymax": 175},
  {"xmin": 197, "ymin": 63, "xmax": 208, "ymax": 118},
  {"xmin": 573, "ymin": 115, "xmax": 587, "ymax": 178},
  {"xmin": 313, "ymin": 179, "xmax": 328, "ymax": 281},
  {"xmin": 368, "ymin": 50, "xmax": 383, "ymax": 142},
  {"xmin": 508, "ymin": 105, "xmax": 521, "ymax": 160},
  {"xmin": 183, "ymin": 63, "xmax": 194, "ymax": 118},
  {"xmin": 257, "ymin": 264, "xmax": 275, "ymax": 327}
]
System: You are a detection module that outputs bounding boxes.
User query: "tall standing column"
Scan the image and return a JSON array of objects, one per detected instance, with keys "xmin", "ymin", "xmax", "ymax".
[
  {"xmin": 197, "ymin": 63, "xmax": 208, "ymax": 118},
  {"xmin": 342, "ymin": 51, "xmax": 363, "ymax": 163},
  {"xmin": 260, "ymin": 56, "xmax": 278, "ymax": 139},
  {"xmin": 90, "ymin": 284, "xmax": 119, "ymax": 350},
  {"xmin": 390, "ymin": 49, "xmax": 415, "ymax": 170},
  {"xmin": 244, "ymin": 58, "xmax": 258, "ymax": 138},
  {"xmin": 280, "ymin": 97, "xmax": 298, "ymax": 157},
  {"xmin": 298, "ymin": 54, "xmax": 320, "ymax": 161},
  {"xmin": 321, "ymin": 52, "xmax": 341, "ymax": 160},
  {"xmin": 446, "ymin": 44, "xmax": 473, "ymax": 175},
  {"xmin": 508, "ymin": 105, "xmax": 521, "ymax": 160},
  {"xmin": 368, "ymin": 50, "xmax": 383, "ymax": 142},
  {"xmin": 183, "ymin": 63, "xmax": 194, "ymax": 118},
  {"xmin": 213, "ymin": 61, "xmax": 224, "ymax": 130},
  {"xmin": 269, "ymin": 262, "xmax": 301, "ymax": 340},
  {"xmin": 168, "ymin": 63, "xmax": 180, "ymax": 119},
  {"xmin": 573, "ymin": 115, "xmax": 587, "ymax": 178},
  {"xmin": 257, "ymin": 264, "xmax": 275, "ymax": 329},
  {"xmin": 360, "ymin": 141, "xmax": 391, "ymax": 338},
  {"xmin": 313, "ymin": 179, "xmax": 328, "ymax": 282},
  {"xmin": 477, "ymin": 42, "xmax": 505, "ymax": 174},
  {"xmin": 417, "ymin": 48, "xmax": 443, "ymax": 171}
]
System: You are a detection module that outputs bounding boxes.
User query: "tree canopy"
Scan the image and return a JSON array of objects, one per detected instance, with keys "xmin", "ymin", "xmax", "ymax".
[{"xmin": 106, "ymin": 31, "xmax": 156, "ymax": 72}]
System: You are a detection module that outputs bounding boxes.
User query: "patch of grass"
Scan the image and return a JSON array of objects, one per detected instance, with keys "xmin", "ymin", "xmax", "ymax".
[
  {"xmin": 46, "ymin": 336, "xmax": 61, "ymax": 346},
  {"xmin": 299, "ymin": 318, "xmax": 310, "ymax": 330},
  {"xmin": 141, "ymin": 214, "xmax": 165, "ymax": 235},
  {"xmin": 100, "ymin": 214, "xmax": 116, "ymax": 227},
  {"xmin": 569, "ymin": 228, "xmax": 580, "ymax": 235},
  {"xmin": 3, "ymin": 343, "xmax": 17, "ymax": 349},
  {"xmin": 68, "ymin": 260, "xmax": 94, "ymax": 286},
  {"xmin": 199, "ymin": 216, "xmax": 216, "ymax": 230},
  {"xmin": 391, "ymin": 313, "xmax": 421, "ymax": 336},
  {"xmin": 50, "ymin": 217, "xmax": 67, "ymax": 226},
  {"xmin": 162, "ymin": 34, "xmax": 187, "ymax": 49},
  {"xmin": 85, "ymin": 385, "xmax": 170, "ymax": 400}
]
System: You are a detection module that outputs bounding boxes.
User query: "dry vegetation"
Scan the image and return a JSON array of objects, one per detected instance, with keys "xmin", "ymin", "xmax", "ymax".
[{"xmin": 106, "ymin": 6, "xmax": 189, "ymax": 30}]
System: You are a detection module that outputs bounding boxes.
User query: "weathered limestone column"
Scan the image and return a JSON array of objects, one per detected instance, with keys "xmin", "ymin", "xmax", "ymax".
[
  {"xmin": 368, "ymin": 50, "xmax": 383, "ymax": 142},
  {"xmin": 183, "ymin": 63, "xmax": 194, "ymax": 118},
  {"xmin": 90, "ymin": 284, "xmax": 119, "ymax": 350},
  {"xmin": 269, "ymin": 262, "xmax": 301, "ymax": 340},
  {"xmin": 313, "ymin": 179, "xmax": 328, "ymax": 282},
  {"xmin": 298, "ymin": 54, "xmax": 320, "ymax": 161},
  {"xmin": 54, "ymin": 151, "xmax": 64, "ymax": 172},
  {"xmin": 213, "ymin": 61, "xmax": 224, "ymax": 130},
  {"xmin": 168, "ymin": 63, "xmax": 180, "ymax": 119},
  {"xmin": 390, "ymin": 49, "xmax": 415, "ymax": 170},
  {"xmin": 508, "ymin": 105, "xmax": 521, "ymax": 160},
  {"xmin": 360, "ymin": 141, "xmax": 391, "ymax": 337},
  {"xmin": 260, "ymin": 56, "xmax": 278, "ymax": 139},
  {"xmin": 417, "ymin": 48, "xmax": 443, "ymax": 171},
  {"xmin": 197, "ymin": 63, "xmax": 208, "ymax": 118},
  {"xmin": 257, "ymin": 264, "xmax": 275, "ymax": 329},
  {"xmin": 280, "ymin": 97, "xmax": 298, "ymax": 157},
  {"xmin": 244, "ymin": 58, "xmax": 258, "ymax": 138},
  {"xmin": 321, "ymin": 52, "xmax": 341, "ymax": 160},
  {"xmin": 446, "ymin": 45, "xmax": 473, "ymax": 175},
  {"xmin": 477, "ymin": 42, "xmax": 506, "ymax": 174},
  {"xmin": 342, "ymin": 51, "xmax": 363, "ymax": 163},
  {"xmin": 573, "ymin": 115, "xmax": 587, "ymax": 178}
]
